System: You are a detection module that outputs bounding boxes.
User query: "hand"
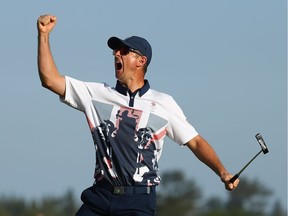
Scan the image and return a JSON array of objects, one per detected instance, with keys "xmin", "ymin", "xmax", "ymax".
[
  {"xmin": 221, "ymin": 173, "xmax": 240, "ymax": 191},
  {"xmin": 37, "ymin": 14, "xmax": 57, "ymax": 34}
]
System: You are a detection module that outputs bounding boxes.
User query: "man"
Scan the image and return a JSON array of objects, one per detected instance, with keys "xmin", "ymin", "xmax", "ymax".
[{"xmin": 37, "ymin": 14, "xmax": 239, "ymax": 216}]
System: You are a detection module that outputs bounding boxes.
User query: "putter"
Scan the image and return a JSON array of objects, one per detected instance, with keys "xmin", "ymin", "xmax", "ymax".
[{"xmin": 229, "ymin": 133, "xmax": 269, "ymax": 183}]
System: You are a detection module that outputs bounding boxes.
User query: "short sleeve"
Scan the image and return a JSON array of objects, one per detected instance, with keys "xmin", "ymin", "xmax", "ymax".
[{"xmin": 166, "ymin": 97, "xmax": 198, "ymax": 145}]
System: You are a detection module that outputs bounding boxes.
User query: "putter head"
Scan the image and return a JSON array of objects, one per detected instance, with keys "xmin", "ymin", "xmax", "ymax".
[{"xmin": 255, "ymin": 133, "xmax": 269, "ymax": 154}]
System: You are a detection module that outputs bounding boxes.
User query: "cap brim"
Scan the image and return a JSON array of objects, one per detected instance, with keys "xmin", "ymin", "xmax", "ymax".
[
  {"xmin": 107, "ymin": 37, "xmax": 124, "ymax": 50},
  {"xmin": 107, "ymin": 36, "xmax": 136, "ymax": 50}
]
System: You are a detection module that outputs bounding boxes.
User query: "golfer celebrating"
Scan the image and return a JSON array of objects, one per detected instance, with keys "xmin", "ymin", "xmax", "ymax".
[{"xmin": 37, "ymin": 14, "xmax": 239, "ymax": 216}]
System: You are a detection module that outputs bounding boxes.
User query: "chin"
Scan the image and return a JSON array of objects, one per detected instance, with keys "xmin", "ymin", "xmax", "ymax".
[{"xmin": 115, "ymin": 69, "xmax": 123, "ymax": 77}]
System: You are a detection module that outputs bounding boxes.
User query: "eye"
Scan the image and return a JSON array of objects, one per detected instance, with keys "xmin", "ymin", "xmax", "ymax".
[{"xmin": 119, "ymin": 46, "xmax": 130, "ymax": 55}]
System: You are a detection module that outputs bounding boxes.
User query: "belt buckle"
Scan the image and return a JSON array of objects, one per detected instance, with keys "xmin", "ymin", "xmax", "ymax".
[{"xmin": 113, "ymin": 186, "xmax": 125, "ymax": 195}]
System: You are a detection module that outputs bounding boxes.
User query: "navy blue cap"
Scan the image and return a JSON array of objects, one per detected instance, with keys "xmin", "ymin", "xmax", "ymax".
[{"xmin": 107, "ymin": 36, "xmax": 152, "ymax": 66}]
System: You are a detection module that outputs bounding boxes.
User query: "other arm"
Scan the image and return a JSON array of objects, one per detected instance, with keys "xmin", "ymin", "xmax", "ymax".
[
  {"xmin": 37, "ymin": 14, "xmax": 65, "ymax": 97},
  {"xmin": 186, "ymin": 135, "xmax": 239, "ymax": 190}
]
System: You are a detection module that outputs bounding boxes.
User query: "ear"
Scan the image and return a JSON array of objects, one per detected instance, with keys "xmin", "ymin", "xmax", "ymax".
[{"xmin": 137, "ymin": 56, "xmax": 147, "ymax": 67}]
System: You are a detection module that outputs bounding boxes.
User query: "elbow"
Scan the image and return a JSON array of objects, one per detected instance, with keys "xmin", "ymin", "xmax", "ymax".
[
  {"xmin": 40, "ymin": 80, "xmax": 48, "ymax": 88},
  {"xmin": 38, "ymin": 71, "xmax": 59, "ymax": 90},
  {"xmin": 38, "ymin": 70, "xmax": 52, "ymax": 90},
  {"xmin": 40, "ymin": 78, "xmax": 53, "ymax": 90},
  {"xmin": 38, "ymin": 74, "xmax": 65, "ymax": 96}
]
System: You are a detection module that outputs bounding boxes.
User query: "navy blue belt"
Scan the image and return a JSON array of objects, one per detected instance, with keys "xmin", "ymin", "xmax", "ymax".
[{"xmin": 94, "ymin": 184, "xmax": 152, "ymax": 195}]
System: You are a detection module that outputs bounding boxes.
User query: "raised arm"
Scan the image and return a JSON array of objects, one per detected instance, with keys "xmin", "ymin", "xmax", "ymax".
[
  {"xmin": 37, "ymin": 14, "xmax": 65, "ymax": 97},
  {"xmin": 186, "ymin": 135, "xmax": 239, "ymax": 191}
]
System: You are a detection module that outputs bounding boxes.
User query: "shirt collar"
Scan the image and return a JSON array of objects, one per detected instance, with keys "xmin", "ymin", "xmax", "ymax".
[{"xmin": 115, "ymin": 80, "xmax": 150, "ymax": 97}]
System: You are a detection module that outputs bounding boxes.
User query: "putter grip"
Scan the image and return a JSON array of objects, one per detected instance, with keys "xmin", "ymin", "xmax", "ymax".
[{"xmin": 229, "ymin": 174, "xmax": 239, "ymax": 183}]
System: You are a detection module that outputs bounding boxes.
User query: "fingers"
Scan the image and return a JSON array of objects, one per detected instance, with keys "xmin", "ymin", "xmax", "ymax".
[
  {"xmin": 38, "ymin": 15, "xmax": 56, "ymax": 25},
  {"xmin": 221, "ymin": 173, "xmax": 240, "ymax": 191},
  {"xmin": 37, "ymin": 14, "xmax": 57, "ymax": 33},
  {"xmin": 226, "ymin": 178, "xmax": 240, "ymax": 191}
]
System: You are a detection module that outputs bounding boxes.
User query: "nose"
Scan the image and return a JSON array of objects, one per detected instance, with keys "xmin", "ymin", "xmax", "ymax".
[{"xmin": 113, "ymin": 49, "xmax": 121, "ymax": 57}]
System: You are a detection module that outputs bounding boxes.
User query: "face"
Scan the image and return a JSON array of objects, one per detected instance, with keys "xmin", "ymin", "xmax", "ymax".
[{"xmin": 113, "ymin": 46, "xmax": 144, "ymax": 83}]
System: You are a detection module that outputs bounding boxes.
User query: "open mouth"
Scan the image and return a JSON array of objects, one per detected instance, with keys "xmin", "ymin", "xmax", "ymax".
[
  {"xmin": 114, "ymin": 57, "xmax": 123, "ymax": 70},
  {"xmin": 116, "ymin": 62, "xmax": 122, "ymax": 70}
]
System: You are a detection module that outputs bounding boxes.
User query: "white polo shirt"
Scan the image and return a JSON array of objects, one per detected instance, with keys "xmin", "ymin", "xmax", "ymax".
[{"xmin": 61, "ymin": 76, "xmax": 198, "ymax": 186}]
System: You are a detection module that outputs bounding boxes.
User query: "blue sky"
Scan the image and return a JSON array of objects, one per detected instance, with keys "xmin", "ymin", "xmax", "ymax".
[{"xmin": 0, "ymin": 0, "xmax": 286, "ymax": 211}]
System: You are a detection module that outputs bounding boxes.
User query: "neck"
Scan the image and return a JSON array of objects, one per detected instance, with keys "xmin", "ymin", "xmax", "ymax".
[
  {"xmin": 121, "ymin": 79, "xmax": 145, "ymax": 93},
  {"xmin": 120, "ymin": 69, "xmax": 145, "ymax": 93}
]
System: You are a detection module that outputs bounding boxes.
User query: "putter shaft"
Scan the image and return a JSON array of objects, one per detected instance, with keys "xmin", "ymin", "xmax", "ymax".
[{"xmin": 230, "ymin": 149, "xmax": 262, "ymax": 183}]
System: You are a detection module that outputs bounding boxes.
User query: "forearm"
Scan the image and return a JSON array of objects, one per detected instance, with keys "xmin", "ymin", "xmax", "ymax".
[
  {"xmin": 37, "ymin": 33, "xmax": 65, "ymax": 96},
  {"xmin": 187, "ymin": 135, "xmax": 228, "ymax": 178},
  {"xmin": 38, "ymin": 33, "xmax": 59, "ymax": 87}
]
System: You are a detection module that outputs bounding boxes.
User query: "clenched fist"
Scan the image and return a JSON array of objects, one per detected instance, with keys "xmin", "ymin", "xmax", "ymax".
[{"xmin": 37, "ymin": 14, "xmax": 57, "ymax": 34}]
